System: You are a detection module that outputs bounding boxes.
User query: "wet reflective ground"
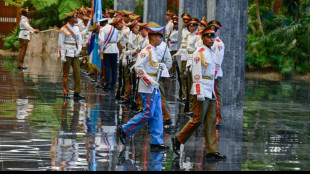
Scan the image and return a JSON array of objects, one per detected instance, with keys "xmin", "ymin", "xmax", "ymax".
[{"xmin": 0, "ymin": 54, "xmax": 309, "ymax": 171}]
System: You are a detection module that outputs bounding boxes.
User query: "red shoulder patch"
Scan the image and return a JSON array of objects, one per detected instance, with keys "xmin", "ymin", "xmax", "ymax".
[
  {"xmin": 216, "ymin": 39, "xmax": 221, "ymax": 43},
  {"xmin": 196, "ymin": 32, "xmax": 199, "ymax": 35},
  {"xmin": 198, "ymin": 48, "xmax": 205, "ymax": 52},
  {"xmin": 146, "ymin": 46, "xmax": 151, "ymax": 50}
]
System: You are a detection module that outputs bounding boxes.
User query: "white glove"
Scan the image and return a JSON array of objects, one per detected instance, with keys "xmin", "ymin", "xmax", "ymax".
[
  {"xmin": 158, "ymin": 63, "xmax": 167, "ymax": 70},
  {"xmin": 122, "ymin": 57, "xmax": 128, "ymax": 67},
  {"xmin": 186, "ymin": 60, "xmax": 192, "ymax": 69},
  {"xmin": 75, "ymin": 45, "xmax": 82, "ymax": 57},
  {"xmin": 197, "ymin": 94, "xmax": 205, "ymax": 101},
  {"xmin": 150, "ymin": 78, "xmax": 159, "ymax": 88},
  {"xmin": 61, "ymin": 56, "xmax": 67, "ymax": 63}
]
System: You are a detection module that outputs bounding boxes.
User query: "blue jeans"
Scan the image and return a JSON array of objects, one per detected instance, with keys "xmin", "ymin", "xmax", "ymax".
[
  {"xmin": 104, "ymin": 53, "xmax": 118, "ymax": 88},
  {"xmin": 122, "ymin": 91, "xmax": 164, "ymax": 145}
]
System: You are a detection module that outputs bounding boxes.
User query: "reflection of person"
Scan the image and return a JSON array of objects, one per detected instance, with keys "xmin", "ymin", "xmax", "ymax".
[
  {"xmin": 54, "ymin": 100, "xmax": 80, "ymax": 171},
  {"xmin": 172, "ymin": 26, "xmax": 226, "ymax": 160},
  {"xmin": 119, "ymin": 22, "xmax": 169, "ymax": 153},
  {"xmin": 58, "ymin": 11, "xmax": 85, "ymax": 100},
  {"xmin": 119, "ymin": 149, "xmax": 164, "ymax": 171},
  {"xmin": 17, "ymin": 7, "xmax": 39, "ymax": 70}
]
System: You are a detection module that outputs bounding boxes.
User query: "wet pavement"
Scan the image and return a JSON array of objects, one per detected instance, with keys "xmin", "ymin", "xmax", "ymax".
[{"xmin": 0, "ymin": 54, "xmax": 309, "ymax": 171}]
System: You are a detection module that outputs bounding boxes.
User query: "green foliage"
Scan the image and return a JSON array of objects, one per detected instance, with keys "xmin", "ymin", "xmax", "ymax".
[
  {"xmin": 246, "ymin": 0, "xmax": 310, "ymax": 76},
  {"xmin": 3, "ymin": 27, "xmax": 20, "ymax": 51},
  {"xmin": 135, "ymin": 0, "xmax": 144, "ymax": 17}
]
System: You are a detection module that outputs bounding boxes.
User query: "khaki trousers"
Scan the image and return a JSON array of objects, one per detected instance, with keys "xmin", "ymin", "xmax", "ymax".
[
  {"xmin": 63, "ymin": 57, "xmax": 81, "ymax": 94},
  {"xmin": 180, "ymin": 61, "xmax": 187, "ymax": 98},
  {"xmin": 159, "ymin": 78, "xmax": 171, "ymax": 121},
  {"xmin": 18, "ymin": 39, "xmax": 29, "ymax": 67},
  {"xmin": 177, "ymin": 97, "xmax": 218, "ymax": 154}
]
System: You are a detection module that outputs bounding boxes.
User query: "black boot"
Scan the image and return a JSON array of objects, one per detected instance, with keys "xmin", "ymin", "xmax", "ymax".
[
  {"xmin": 17, "ymin": 66, "xmax": 27, "ymax": 70},
  {"xmin": 74, "ymin": 93, "xmax": 85, "ymax": 100},
  {"xmin": 163, "ymin": 119, "xmax": 172, "ymax": 126},
  {"xmin": 206, "ymin": 152, "xmax": 227, "ymax": 160},
  {"xmin": 64, "ymin": 94, "xmax": 70, "ymax": 100},
  {"xmin": 150, "ymin": 144, "xmax": 170, "ymax": 153},
  {"xmin": 119, "ymin": 127, "xmax": 127, "ymax": 145},
  {"xmin": 171, "ymin": 137, "xmax": 181, "ymax": 155}
]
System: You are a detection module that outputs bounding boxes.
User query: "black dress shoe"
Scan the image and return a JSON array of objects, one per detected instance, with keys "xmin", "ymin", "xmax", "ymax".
[
  {"xmin": 64, "ymin": 94, "xmax": 70, "ymax": 99},
  {"xmin": 74, "ymin": 93, "xmax": 85, "ymax": 100},
  {"xmin": 150, "ymin": 144, "xmax": 170, "ymax": 153},
  {"xmin": 171, "ymin": 137, "xmax": 181, "ymax": 155},
  {"xmin": 17, "ymin": 66, "xmax": 27, "ymax": 70},
  {"xmin": 119, "ymin": 127, "xmax": 127, "ymax": 145},
  {"xmin": 163, "ymin": 119, "xmax": 172, "ymax": 126},
  {"xmin": 206, "ymin": 152, "xmax": 227, "ymax": 160}
]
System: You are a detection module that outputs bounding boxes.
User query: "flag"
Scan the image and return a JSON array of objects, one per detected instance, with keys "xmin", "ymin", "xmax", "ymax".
[{"xmin": 88, "ymin": 0, "xmax": 103, "ymax": 72}]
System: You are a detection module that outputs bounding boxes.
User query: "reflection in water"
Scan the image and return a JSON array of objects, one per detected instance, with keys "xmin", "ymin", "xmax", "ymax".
[
  {"xmin": 1, "ymin": 54, "xmax": 310, "ymax": 171},
  {"xmin": 53, "ymin": 100, "xmax": 80, "ymax": 171}
]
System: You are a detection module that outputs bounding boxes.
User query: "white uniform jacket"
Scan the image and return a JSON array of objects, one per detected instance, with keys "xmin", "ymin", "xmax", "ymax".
[
  {"xmin": 156, "ymin": 41, "xmax": 172, "ymax": 70},
  {"xmin": 186, "ymin": 31, "xmax": 200, "ymax": 68},
  {"xmin": 169, "ymin": 29, "xmax": 178, "ymax": 51},
  {"xmin": 78, "ymin": 18, "xmax": 85, "ymax": 32},
  {"xmin": 135, "ymin": 44, "xmax": 169, "ymax": 94},
  {"xmin": 99, "ymin": 24, "xmax": 119, "ymax": 54},
  {"xmin": 118, "ymin": 26, "xmax": 131, "ymax": 64},
  {"xmin": 123, "ymin": 31, "xmax": 139, "ymax": 63},
  {"xmin": 211, "ymin": 36, "xmax": 225, "ymax": 79},
  {"xmin": 195, "ymin": 36, "xmax": 203, "ymax": 49},
  {"xmin": 190, "ymin": 45, "xmax": 216, "ymax": 100},
  {"xmin": 18, "ymin": 15, "xmax": 36, "ymax": 40},
  {"xmin": 58, "ymin": 23, "xmax": 82, "ymax": 59},
  {"xmin": 175, "ymin": 28, "xmax": 190, "ymax": 61}
]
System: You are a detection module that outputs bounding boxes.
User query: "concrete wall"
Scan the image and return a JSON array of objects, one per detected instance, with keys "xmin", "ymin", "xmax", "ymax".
[
  {"xmin": 143, "ymin": 0, "xmax": 167, "ymax": 26},
  {"xmin": 184, "ymin": 0, "xmax": 207, "ymax": 19},
  {"xmin": 114, "ymin": 0, "xmax": 136, "ymax": 12},
  {"xmin": 26, "ymin": 28, "xmax": 59, "ymax": 57},
  {"xmin": 215, "ymin": 0, "xmax": 248, "ymax": 126}
]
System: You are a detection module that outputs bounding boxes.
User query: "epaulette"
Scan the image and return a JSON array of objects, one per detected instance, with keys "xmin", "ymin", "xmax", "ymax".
[
  {"xmin": 195, "ymin": 32, "xmax": 199, "ymax": 35},
  {"xmin": 198, "ymin": 47, "xmax": 205, "ymax": 52},
  {"xmin": 146, "ymin": 46, "xmax": 151, "ymax": 50},
  {"xmin": 216, "ymin": 39, "xmax": 221, "ymax": 43}
]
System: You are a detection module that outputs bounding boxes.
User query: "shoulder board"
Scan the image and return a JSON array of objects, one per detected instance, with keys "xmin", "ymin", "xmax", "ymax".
[
  {"xmin": 195, "ymin": 32, "xmax": 199, "ymax": 35},
  {"xmin": 146, "ymin": 46, "xmax": 151, "ymax": 50},
  {"xmin": 125, "ymin": 27, "xmax": 129, "ymax": 30},
  {"xmin": 216, "ymin": 39, "xmax": 221, "ymax": 43},
  {"xmin": 198, "ymin": 47, "xmax": 205, "ymax": 52}
]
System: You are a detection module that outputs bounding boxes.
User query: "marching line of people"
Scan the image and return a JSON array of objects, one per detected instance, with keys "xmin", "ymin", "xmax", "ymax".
[{"xmin": 17, "ymin": 6, "xmax": 227, "ymax": 162}]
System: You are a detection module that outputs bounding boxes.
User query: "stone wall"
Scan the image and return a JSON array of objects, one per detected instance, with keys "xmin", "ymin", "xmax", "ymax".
[
  {"xmin": 26, "ymin": 28, "xmax": 59, "ymax": 58},
  {"xmin": 114, "ymin": 0, "xmax": 136, "ymax": 12}
]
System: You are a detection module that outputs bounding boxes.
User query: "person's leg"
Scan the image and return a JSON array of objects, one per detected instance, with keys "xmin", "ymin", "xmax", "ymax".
[
  {"xmin": 73, "ymin": 57, "xmax": 81, "ymax": 93},
  {"xmin": 148, "ymin": 90, "xmax": 164, "ymax": 145},
  {"xmin": 122, "ymin": 93, "xmax": 156, "ymax": 136},
  {"xmin": 104, "ymin": 54, "xmax": 111, "ymax": 88},
  {"xmin": 111, "ymin": 54, "xmax": 118, "ymax": 89},
  {"xmin": 204, "ymin": 99, "xmax": 218, "ymax": 153},
  {"xmin": 180, "ymin": 60, "xmax": 187, "ymax": 99},
  {"xmin": 176, "ymin": 97, "xmax": 208, "ymax": 144},
  {"xmin": 159, "ymin": 78, "xmax": 171, "ymax": 123},
  {"xmin": 123, "ymin": 66, "xmax": 131, "ymax": 101},
  {"xmin": 215, "ymin": 77, "xmax": 223, "ymax": 125},
  {"xmin": 63, "ymin": 57, "xmax": 71, "ymax": 95},
  {"xmin": 18, "ymin": 39, "xmax": 29, "ymax": 68}
]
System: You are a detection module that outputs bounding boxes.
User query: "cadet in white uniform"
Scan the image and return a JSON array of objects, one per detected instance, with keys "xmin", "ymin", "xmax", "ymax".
[
  {"xmin": 119, "ymin": 22, "xmax": 170, "ymax": 153},
  {"xmin": 174, "ymin": 13, "xmax": 191, "ymax": 101},
  {"xmin": 165, "ymin": 10, "xmax": 174, "ymax": 41},
  {"xmin": 17, "ymin": 8, "xmax": 39, "ymax": 70},
  {"xmin": 58, "ymin": 12, "xmax": 85, "ymax": 100},
  {"xmin": 172, "ymin": 26, "xmax": 226, "ymax": 160},
  {"xmin": 99, "ymin": 18, "xmax": 119, "ymax": 90}
]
